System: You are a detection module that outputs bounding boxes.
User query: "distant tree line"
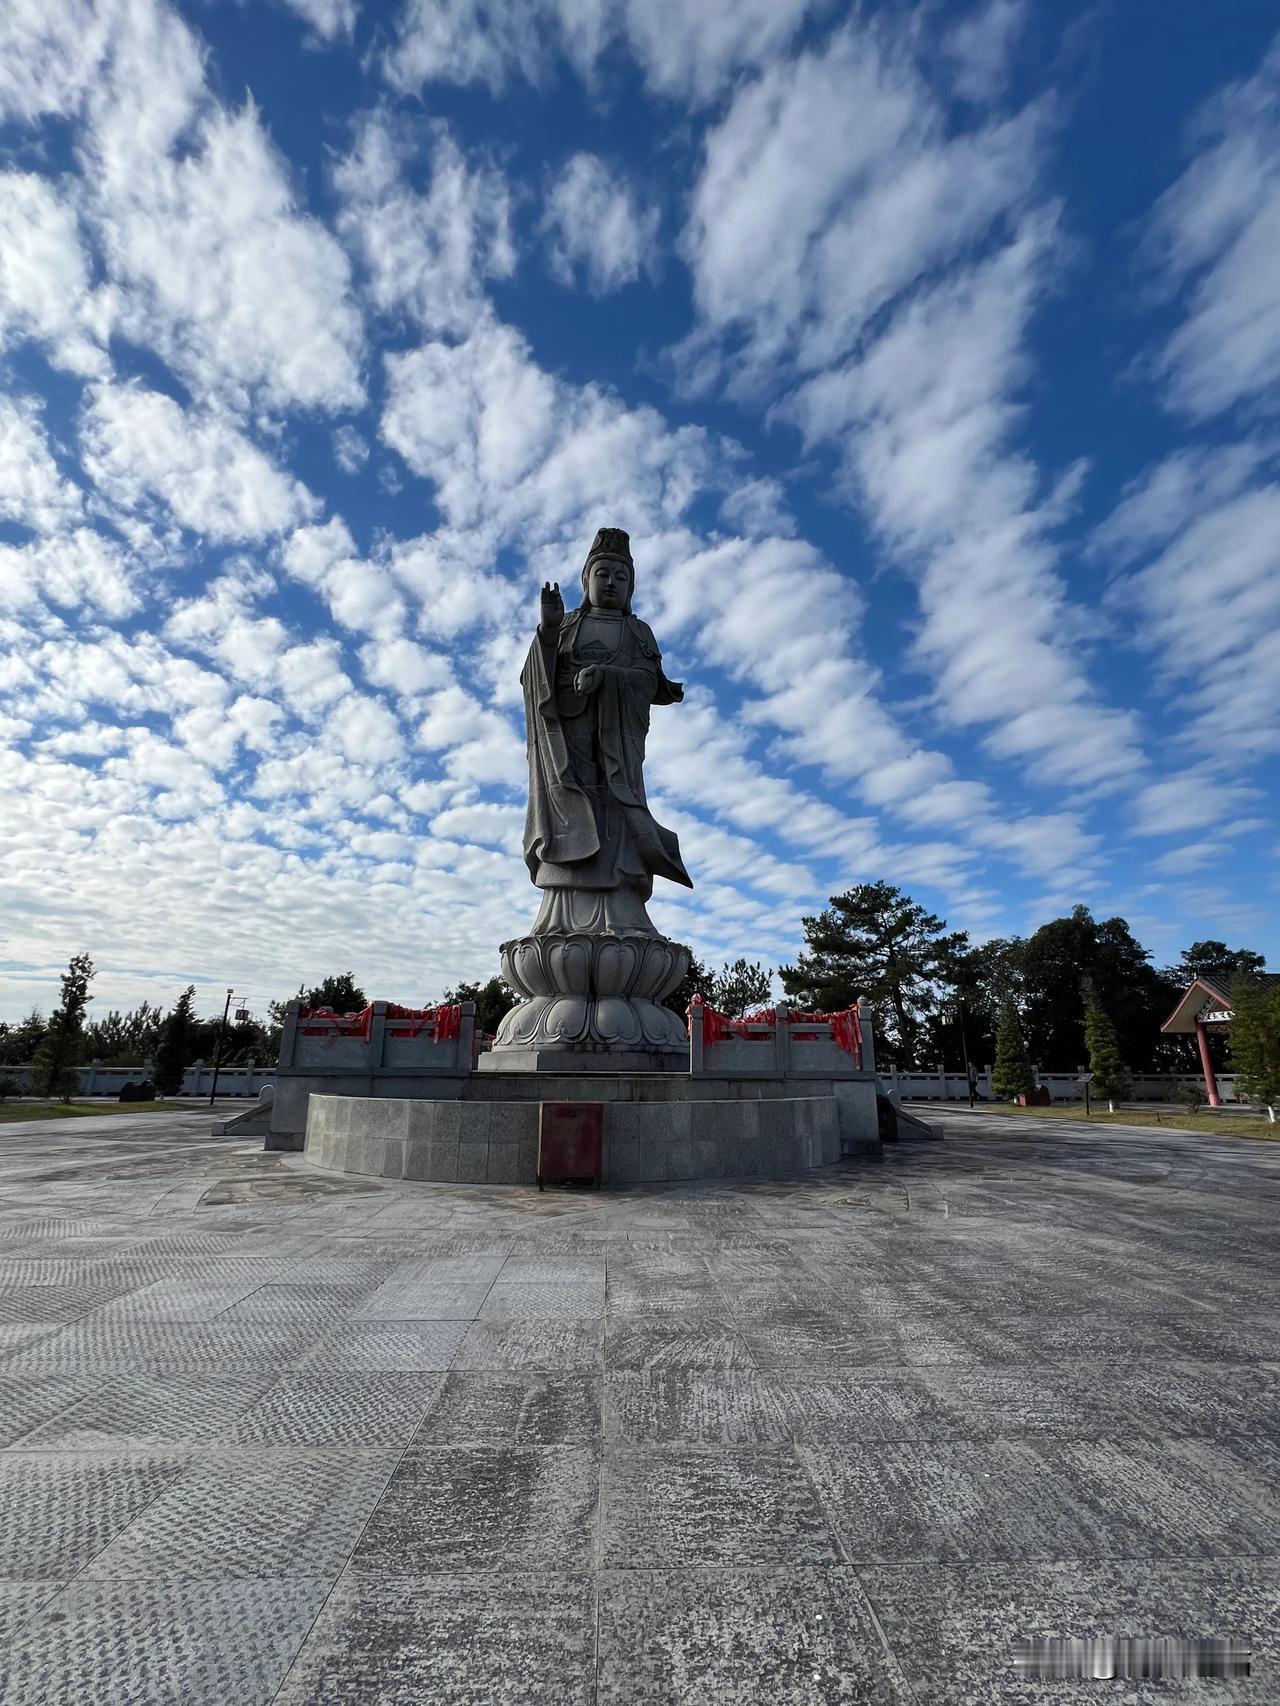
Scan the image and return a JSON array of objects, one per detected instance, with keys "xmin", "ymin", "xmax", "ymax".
[{"xmin": 2, "ymin": 889, "xmax": 1272, "ymax": 1104}]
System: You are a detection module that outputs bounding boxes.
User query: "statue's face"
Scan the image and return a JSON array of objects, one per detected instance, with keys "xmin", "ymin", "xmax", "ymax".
[{"xmin": 586, "ymin": 555, "xmax": 632, "ymax": 611}]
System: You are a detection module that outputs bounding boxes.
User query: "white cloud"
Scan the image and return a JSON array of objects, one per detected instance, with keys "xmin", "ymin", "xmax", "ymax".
[
  {"xmin": 0, "ymin": 171, "xmax": 111, "ymax": 376},
  {"xmin": 282, "ymin": 517, "xmax": 407, "ymax": 639},
  {"xmin": 1146, "ymin": 35, "xmax": 1280, "ymax": 419},
  {"xmin": 276, "ymin": 0, "xmax": 357, "ymax": 41},
  {"xmin": 358, "ymin": 636, "xmax": 455, "ymax": 696},
  {"xmin": 0, "ymin": 397, "xmax": 84, "ymax": 534},
  {"xmin": 0, "ymin": 529, "xmax": 138, "ymax": 619},
  {"xmin": 0, "ymin": 0, "xmax": 113, "ymax": 123},
  {"xmin": 332, "ymin": 425, "xmax": 369, "ymax": 473},
  {"xmin": 1131, "ymin": 772, "xmax": 1263, "ymax": 838},
  {"xmin": 681, "ymin": 26, "xmax": 1043, "ymax": 383},
  {"xmin": 541, "ymin": 153, "xmax": 658, "ymax": 293},
  {"xmin": 384, "ymin": 0, "xmax": 816, "ymax": 104},
  {"xmin": 80, "ymin": 383, "xmax": 319, "ymax": 541},
  {"xmin": 1, "ymin": 0, "xmax": 366, "ymax": 412},
  {"xmin": 943, "ymin": 0, "xmax": 1027, "ymax": 102},
  {"xmin": 335, "ymin": 114, "xmax": 515, "ymax": 336},
  {"xmin": 1109, "ymin": 474, "xmax": 1280, "ymax": 762}
]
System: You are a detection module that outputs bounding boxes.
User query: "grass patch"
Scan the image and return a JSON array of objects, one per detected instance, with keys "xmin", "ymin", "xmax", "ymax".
[
  {"xmin": 0, "ymin": 1100, "xmax": 196, "ymax": 1123},
  {"xmin": 943, "ymin": 1101, "xmax": 1278, "ymax": 1140}
]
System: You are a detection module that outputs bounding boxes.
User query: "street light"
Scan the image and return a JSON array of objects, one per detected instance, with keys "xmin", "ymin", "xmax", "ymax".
[
  {"xmin": 208, "ymin": 988, "xmax": 249, "ymax": 1105},
  {"xmin": 956, "ymin": 992, "xmax": 975, "ymax": 1107}
]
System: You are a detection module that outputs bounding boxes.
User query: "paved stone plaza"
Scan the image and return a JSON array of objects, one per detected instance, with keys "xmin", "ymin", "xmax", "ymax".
[{"xmin": 0, "ymin": 1107, "xmax": 1276, "ymax": 1703}]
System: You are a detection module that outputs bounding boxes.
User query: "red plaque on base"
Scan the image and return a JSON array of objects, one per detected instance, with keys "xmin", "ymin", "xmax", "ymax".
[{"xmin": 538, "ymin": 1102, "xmax": 603, "ymax": 1189}]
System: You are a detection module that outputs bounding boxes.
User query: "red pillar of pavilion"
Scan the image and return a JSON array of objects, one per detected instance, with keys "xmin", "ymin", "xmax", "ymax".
[{"xmin": 1194, "ymin": 1017, "xmax": 1222, "ymax": 1107}]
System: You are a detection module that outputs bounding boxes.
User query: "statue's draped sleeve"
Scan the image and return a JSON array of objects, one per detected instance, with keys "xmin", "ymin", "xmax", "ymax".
[{"xmin": 521, "ymin": 625, "xmax": 599, "ymax": 879}]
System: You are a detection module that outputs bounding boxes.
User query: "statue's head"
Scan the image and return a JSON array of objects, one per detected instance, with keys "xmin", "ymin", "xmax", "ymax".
[{"xmin": 580, "ymin": 526, "xmax": 633, "ymax": 613}]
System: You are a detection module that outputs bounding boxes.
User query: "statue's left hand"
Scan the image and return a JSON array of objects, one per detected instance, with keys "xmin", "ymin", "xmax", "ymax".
[
  {"xmin": 574, "ymin": 664, "xmax": 604, "ymax": 694},
  {"xmin": 668, "ymin": 678, "xmax": 684, "ymax": 701}
]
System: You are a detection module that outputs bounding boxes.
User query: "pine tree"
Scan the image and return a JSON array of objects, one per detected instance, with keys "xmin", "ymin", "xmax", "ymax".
[
  {"xmin": 1083, "ymin": 979, "xmax": 1131, "ymax": 1111},
  {"xmin": 1230, "ymin": 975, "xmax": 1280, "ymax": 1121},
  {"xmin": 710, "ymin": 959, "xmax": 773, "ymax": 1017},
  {"xmin": 30, "ymin": 953, "xmax": 95, "ymax": 1102},
  {"xmin": 780, "ymin": 882, "xmax": 969, "ymax": 1067},
  {"xmin": 153, "ymin": 986, "xmax": 197, "ymax": 1097},
  {"xmin": 990, "ymin": 1002, "xmax": 1035, "ymax": 1101}
]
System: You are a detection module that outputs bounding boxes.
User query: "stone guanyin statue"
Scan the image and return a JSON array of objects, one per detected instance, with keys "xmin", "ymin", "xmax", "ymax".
[{"xmin": 487, "ymin": 527, "xmax": 693, "ymax": 1068}]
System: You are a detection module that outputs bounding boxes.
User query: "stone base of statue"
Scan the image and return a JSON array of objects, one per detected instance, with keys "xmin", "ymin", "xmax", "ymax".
[{"xmin": 481, "ymin": 920, "xmax": 690, "ymax": 1074}]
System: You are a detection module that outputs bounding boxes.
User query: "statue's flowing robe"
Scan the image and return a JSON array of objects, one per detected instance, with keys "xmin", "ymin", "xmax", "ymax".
[{"xmin": 521, "ymin": 609, "xmax": 691, "ymax": 900}]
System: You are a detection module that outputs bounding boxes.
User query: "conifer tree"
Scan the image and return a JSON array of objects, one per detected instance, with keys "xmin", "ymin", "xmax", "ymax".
[
  {"xmin": 30, "ymin": 953, "xmax": 95, "ymax": 1101},
  {"xmin": 990, "ymin": 1002, "xmax": 1035, "ymax": 1101},
  {"xmin": 1083, "ymin": 978, "xmax": 1131, "ymax": 1112},
  {"xmin": 1230, "ymin": 975, "xmax": 1280, "ymax": 1122},
  {"xmin": 153, "ymin": 986, "xmax": 198, "ymax": 1097}
]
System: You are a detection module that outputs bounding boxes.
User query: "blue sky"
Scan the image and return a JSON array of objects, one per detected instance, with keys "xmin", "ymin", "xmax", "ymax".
[{"xmin": 1, "ymin": 0, "xmax": 1277, "ymax": 1024}]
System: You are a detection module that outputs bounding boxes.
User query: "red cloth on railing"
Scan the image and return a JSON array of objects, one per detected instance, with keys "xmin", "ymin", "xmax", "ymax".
[
  {"xmin": 382, "ymin": 1004, "xmax": 463, "ymax": 1039},
  {"xmin": 298, "ymin": 1003, "xmax": 463, "ymax": 1042},
  {"xmin": 299, "ymin": 1005, "xmax": 373, "ymax": 1039},
  {"xmin": 687, "ymin": 996, "xmax": 863, "ymax": 1065},
  {"xmin": 686, "ymin": 996, "xmax": 773, "ymax": 1045},
  {"xmin": 788, "ymin": 1006, "xmax": 863, "ymax": 1061}
]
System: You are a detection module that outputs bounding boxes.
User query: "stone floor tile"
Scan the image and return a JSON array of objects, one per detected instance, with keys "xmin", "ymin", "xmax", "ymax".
[
  {"xmin": 478, "ymin": 1280, "xmax": 605, "ymax": 1320},
  {"xmin": 0, "ymin": 1579, "xmax": 64, "ymax": 1645},
  {"xmin": 354, "ymin": 1275, "xmax": 492, "ymax": 1320},
  {"xmin": 598, "ymin": 1568, "xmax": 915, "ymax": 1705},
  {"xmin": 741, "ymin": 1313, "xmax": 971, "ymax": 1369},
  {"xmin": 274, "ymin": 1574, "xmax": 596, "ymax": 1705},
  {"xmin": 0, "ymin": 1320, "xmax": 319, "ymax": 1371},
  {"xmin": 605, "ymin": 1275, "xmax": 729, "ymax": 1316},
  {"xmin": 349, "ymin": 1446, "xmax": 598, "ymax": 1574},
  {"xmin": 450, "ymin": 1318, "xmax": 605, "ymax": 1371},
  {"xmin": 862, "ymin": 1558, "xmax": 1279, "ymax": 1704},
  {"xmin": 84, "ymin": 1451, "xmax": 398, "ymax": 1578},
  {"xmin": 605, "ymin": 1371, "xmax": 793, "ymax": 1444},
  {"xmin": 783, "ymin": 1371, "xmax": 967, "ymax": 1443},
  {"xmin": 229, "ymin": 1372, "xmax": 443, "ymax": 1447},
  {"xmin": 498, "ymin": 1255, "xmax": 606, "ymax": 1283},
  {"xmin": 410, "ymin": 1372, "xmax": 600, "ymax": 1444},
  {"xmin": 604, "ymin": 1315, "xmax": 756, "ymax": 1370},
  {"xmin": 297, "ymin": 1319, "xmax": 470, "ymax": 1371},
  {"xmin": 0, "ymin": 1576, "xmax": 331, "ymax": 1706},
  {"xmin": 17, "ymin": 1371, "xmax": 279, "ymax": 1449},
  {"xmin": 602, "ymin": 1445, "xmax": 841, "ymax": 1568},
  {"xmin": 0, "ymin": 1372, "xmax": 99, "ymax": 1446},
  {"xmin": 0, "ymin": 1454, "xmax": 188, "ymax": 1578}
]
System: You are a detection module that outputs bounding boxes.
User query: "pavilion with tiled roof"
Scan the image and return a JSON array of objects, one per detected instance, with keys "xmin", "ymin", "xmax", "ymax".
[{"xmin": 1161, "ymin": 972, "xmax": 1280, "ymax": 1105}]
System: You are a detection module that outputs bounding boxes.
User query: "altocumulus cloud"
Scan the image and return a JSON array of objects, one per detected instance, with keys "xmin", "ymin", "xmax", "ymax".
[{"xmin": 0, "ymin": 0, "xmax": 1276, "ymax": 1023}]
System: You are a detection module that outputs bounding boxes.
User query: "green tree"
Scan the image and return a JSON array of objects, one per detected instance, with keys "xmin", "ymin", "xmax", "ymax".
[
  {"xmin": 1083, "ymin": 978, "xmax": 1131, "ymax": 1110},
  {"xmin": 780, "ymin": 882, "xmax": 969, "ymax": 1067},
  {"xmin": 924, "ymin": 936, "xmax": 1022, "ymax": 1070},
  {"xmin": 662, "ymin": 948, "xmax": 712, "ymax": 1018},
  {"xmin": 269, "ymin": 972, "xmax": 369, "ymax": 1032},
  {"xmin": 30, "ymin": 953, "xmax": 95, "ymax": 1101},
  {"xmin": 153, "ymin": 986, "xmax": 197, "ymax": 1097},
  {"xmin": 304, "ymin": 972, "xmax": 368, "ymax": 1013},
  {"xmin": 0, "ymin": 1008, "xmax": 47, "ymax": 1067},
  {"xmin": 1019, "ymin": 906, "xmax": 1177, "ymax": 1072},
  {"xmin": 1176, "ymin": 940, "xmax": 1266, "ymax": 987},
  {"xmin": 710, "ymin": 959, "xmax": 772, "ymax": 1017},
  {"xmin": 1229, "ymin": 975, "xmax": 1280, "ymax": 1119},
  {"xmin": 82, "ymin": 1000, "xmax": 165, "ymax": 1066},
  {"xmin": 443, "ymin": 977, "xmax": 518, "ymax": 1035},
  {"xmin": 990, "ymin": 1003, "xmax": 1035, "ymax": 1101}
]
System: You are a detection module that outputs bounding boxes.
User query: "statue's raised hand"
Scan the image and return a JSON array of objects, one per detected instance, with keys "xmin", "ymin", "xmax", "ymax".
[{"xmin": 540, "ymin": 581, "xmax": 564, "ymax": 633}]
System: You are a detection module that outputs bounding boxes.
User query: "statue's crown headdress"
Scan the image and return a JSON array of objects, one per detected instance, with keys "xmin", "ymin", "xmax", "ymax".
[{"xmin": 584, "ymin": 527, "xmax": 632, "ymax": 568}]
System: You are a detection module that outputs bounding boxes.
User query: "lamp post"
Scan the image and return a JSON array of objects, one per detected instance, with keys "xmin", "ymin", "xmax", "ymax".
[
  {"xmin": 208, "ymin": 988, "xmax": 247, "ymax": 1105},
  {"xmin": 956, "ymin": 993, "xmax": 975, "ymax": 1107}
]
